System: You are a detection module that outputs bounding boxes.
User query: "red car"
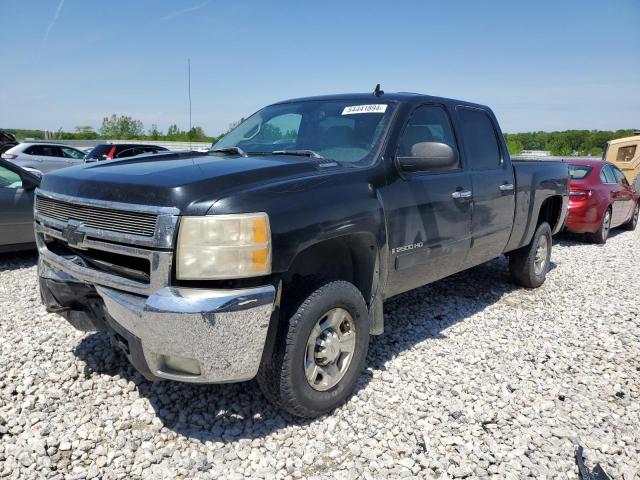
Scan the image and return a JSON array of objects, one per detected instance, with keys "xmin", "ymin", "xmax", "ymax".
[{"xmin": 564, "ymin": 159, "xmax": 639, "ymax": 243}]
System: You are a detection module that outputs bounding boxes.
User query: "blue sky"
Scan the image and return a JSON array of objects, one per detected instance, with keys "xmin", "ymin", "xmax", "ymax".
[{"xmin": 1, "ymin": 0, "xmax": 638, "ymax": 135}]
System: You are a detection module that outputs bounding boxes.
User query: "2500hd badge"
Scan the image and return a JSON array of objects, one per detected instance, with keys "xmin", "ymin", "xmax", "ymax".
[
  {"xmin": 391, "ymin": 242, "xmax": 424, "ymax": 255},
  {"xmin": 36, "ymin": 89, "xmax": 568, "ymax": 418}
]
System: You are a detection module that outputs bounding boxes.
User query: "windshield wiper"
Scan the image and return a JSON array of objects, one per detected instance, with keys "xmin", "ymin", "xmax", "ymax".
[
  {"xmin": 210, "ymin": 147, "xmax": 248, "ymax": 157},
  {"xmin": 271, "ymin": 149, "xmax": 324, "ymax": 159}
]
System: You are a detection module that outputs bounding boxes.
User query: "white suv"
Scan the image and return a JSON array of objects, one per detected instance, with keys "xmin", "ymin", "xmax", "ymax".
[{"xmin": 1, "ymin": 143, "xmax": 87, "ymax": 173}]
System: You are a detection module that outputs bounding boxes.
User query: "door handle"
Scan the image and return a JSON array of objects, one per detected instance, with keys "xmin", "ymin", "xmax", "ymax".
[
  {"xmin": 451, "ymin": 190, "xmax": 472, "ymax": 200},
  {"xmin": 499, "ymin": 183, "xmax": 514, "ymax": 192}
]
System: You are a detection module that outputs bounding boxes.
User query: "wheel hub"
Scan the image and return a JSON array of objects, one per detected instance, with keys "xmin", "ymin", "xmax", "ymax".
[
  {"xmin": 534, "ymin": 235, "xmax": 548, "ymax": 276},
  {"xmin": 304, "ymin": 307, "xmax": 356, "ymax": 391},
  {"xmin": 316, "ymin": 331, "xmax": 341, "ymax": 364}
]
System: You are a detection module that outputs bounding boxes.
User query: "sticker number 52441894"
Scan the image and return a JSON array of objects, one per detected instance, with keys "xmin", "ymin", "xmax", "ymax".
[{"xmin": 342, "ymin": 104, "xmax": 388, "ymax": 115}]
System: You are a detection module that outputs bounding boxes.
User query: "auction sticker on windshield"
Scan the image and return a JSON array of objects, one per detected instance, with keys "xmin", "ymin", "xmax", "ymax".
[{"xmin": 342, "ymin": 104, "xmax": 388, "ymax": 115}]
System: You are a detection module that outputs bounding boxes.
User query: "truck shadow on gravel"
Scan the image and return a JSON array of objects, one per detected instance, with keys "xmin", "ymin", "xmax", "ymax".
[
  {"xmin": 74, "ymin": 256, "xmax": 530, "ymax": 441},
  {"xmin": 0, "ymin": 251, "xmax": 38, "ymax": 271}
]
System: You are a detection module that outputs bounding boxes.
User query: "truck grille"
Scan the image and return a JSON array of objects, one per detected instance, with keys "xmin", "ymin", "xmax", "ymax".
[{"xmin": 36, "ymin": 196, "xmax": 158, "ymax": 237}]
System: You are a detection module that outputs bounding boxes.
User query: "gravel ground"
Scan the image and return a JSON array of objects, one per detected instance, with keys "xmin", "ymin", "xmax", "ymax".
[{"xmin": 1, "ymin": 229, "xmax": 639, "ymax": 479}]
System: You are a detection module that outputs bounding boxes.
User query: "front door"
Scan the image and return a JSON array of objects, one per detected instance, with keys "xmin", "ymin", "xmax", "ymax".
[
  {"xmin": 0, "ymin": 164, "xmax": 35, "ymax": 247},
  {"xmin": 610, "ymin": 164, "xmax": 634, "ymax": 225},
  {"xmin": 456, "ymin": 107, "xmax": 515, "ymax": 268},
  {"xmin": 382, "ymin": 104, "xmax": 472, "ymax": 297}
]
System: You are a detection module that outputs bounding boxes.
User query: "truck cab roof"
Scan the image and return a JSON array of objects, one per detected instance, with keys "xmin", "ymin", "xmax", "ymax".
[{"xmin": 272, "ymin": 92, "xmax": 491, "ymax": 111}]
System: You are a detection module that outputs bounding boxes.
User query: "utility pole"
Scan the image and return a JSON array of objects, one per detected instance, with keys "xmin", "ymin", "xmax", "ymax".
[{"xmin": 188, "ymin": 58, "xmax": 192, "ymax": 150}]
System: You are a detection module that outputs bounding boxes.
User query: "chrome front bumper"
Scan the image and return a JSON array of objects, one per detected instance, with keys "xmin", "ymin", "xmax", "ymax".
[
  {"xmin": 39, "ymin": 259, "xmax": 276, "ymax": 383},
  {"xmin": 35, "ymin": 190, "xmax": 276, "ymax": 384}
]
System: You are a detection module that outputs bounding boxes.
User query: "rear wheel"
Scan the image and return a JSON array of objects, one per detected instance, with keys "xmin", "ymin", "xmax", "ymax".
[
  {"xmin": 621, "ymin": 202, "xmax": 639, "ymax": 231},
  {"xmin": 589, "ymin": 207, "xmax": 611, "ymax": 244},
  {"xmin": 509, "ymin": 222, "xmax": 552, "ymax": 288},
  {"xmin": 257, "ymin": 280, "xmax": 369, "ymax": 418}
]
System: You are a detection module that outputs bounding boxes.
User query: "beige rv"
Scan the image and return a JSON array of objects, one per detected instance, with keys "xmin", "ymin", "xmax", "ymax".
[{"xmin": 604, "ymin": 133, "xmax": 640, "ymax": 189}]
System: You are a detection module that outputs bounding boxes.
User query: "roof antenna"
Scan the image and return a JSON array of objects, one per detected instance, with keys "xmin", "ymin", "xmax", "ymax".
[{"xmin": 373, "ymin": 83, "xmax": 384, "ymax": 97}]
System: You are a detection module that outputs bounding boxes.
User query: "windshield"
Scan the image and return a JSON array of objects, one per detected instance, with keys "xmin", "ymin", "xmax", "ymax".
[
  {"xmin": 211, "ymin": 100, "xmax": 395, "ymax": 165},
  {"xmin": 568, "ymin": 165, "xmax": 592, "ymax": 179}
]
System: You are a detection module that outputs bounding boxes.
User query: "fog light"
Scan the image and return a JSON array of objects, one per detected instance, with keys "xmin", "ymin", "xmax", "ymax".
[{"xmin": 159, "ymin": 354, "xmax": 201, "ymax": 376}]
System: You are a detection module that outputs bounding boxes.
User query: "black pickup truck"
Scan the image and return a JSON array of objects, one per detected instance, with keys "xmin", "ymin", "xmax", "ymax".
[{"xmin": 36, "ymin": 91, "xmax": 568, "ymax": 417}]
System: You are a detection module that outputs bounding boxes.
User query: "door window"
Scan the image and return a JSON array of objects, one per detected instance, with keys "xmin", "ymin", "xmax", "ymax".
[
  {"xmin": 458, "ymin": 108, "xmax": 502, "ymax": 170},
  {"xmin": 61, "ymin": 147, "xmax": 84, "ymax": 159},
  {"xmin": 0, "ymin": 165, "xmax": 23, "ymax": 189},
  {"xmin": 611, "ymin": 166, "xmax": 629, "ymax": 187},
  {"xmin": 116, "ymin": 148, "xmax": 143, "ymax": 158},
  {"xmin": 397, "ymin": 105, "xmax": 459, "ymax": 171},
  {"xmin": 27, "ymin": 145, "xmax": 62, "ymax": 157},
  {"xmin": 600, "ymin": 165, "xmax": 616, "ymax": 184}
]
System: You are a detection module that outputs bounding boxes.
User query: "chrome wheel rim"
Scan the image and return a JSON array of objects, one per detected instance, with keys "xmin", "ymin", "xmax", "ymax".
[
  {"xmin": 603, "ymin": 210, "xmax": 611, "ymax": 239},
  {"xmin": 534, "ymin": 234, "xmax": 548, "ymax": 276},
  {"xmin": 634, "ymin": 204, "xmax": 639, "ymax": 226},
  {"xmin": 304, "ymin": 307, "xmax": 356, "ymax": 391}
]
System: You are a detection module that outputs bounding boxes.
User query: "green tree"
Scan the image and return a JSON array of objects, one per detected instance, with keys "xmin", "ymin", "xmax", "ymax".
[
  {"xmin": 505, "ymin": 136, "xmax": 524, "ymax": 155},
  {"xmin": 148, "ymin": 124, "xmax": 163, "ymax": 140},
  {"xmin": 99, "ymin": 114, "xmax": 144, "ymax": 139}
]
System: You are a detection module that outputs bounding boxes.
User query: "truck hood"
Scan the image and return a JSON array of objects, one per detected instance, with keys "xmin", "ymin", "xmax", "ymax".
[{"xmin": 39, "ymin": 152, "xmax": 327, "ymax": 214}]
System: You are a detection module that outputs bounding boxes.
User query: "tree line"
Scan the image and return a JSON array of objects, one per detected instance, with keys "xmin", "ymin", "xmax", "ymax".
[
  {"xmin": 4, "ymin": 116, "xmax": 636, "ymax": 156},
  {"xmin": 504, "ymin": 129, "xmax": 636, "ymax": 156},
  {"xmin": 4, "ymin": 114, "xmax": 222, "ymax": 143}
]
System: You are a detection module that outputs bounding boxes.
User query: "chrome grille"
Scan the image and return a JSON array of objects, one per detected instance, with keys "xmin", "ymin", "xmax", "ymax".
[{"xmin": 36, "ymin": 195, "xmax": 158, "ymax": 237}]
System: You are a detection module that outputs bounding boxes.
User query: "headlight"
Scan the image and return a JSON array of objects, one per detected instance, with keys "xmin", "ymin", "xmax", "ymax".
[{"xmin": 176, "ymin": 213, "xmax": 271, "ymax": 280}]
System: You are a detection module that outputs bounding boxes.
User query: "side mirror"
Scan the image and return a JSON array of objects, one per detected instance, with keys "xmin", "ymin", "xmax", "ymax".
[
  {"xmin": 22, "ymin": 175, "xmax": 40, "ymax": 190},
  {"xmin": 397, "ymin": 142, "xmax": 459, "ymax": 173}
]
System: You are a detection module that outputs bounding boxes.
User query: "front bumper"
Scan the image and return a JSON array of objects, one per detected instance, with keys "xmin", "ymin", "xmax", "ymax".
[{"xmin": 39, "ymin": 259, "xmax": 276, "ymax": 383}]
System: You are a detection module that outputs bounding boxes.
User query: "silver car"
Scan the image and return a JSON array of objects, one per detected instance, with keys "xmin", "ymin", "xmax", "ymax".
[
  {"xmin": 0, "ymin": 158, "xmax": 40, "ymax": 252},
  {"xmin": 1, "ymin": 142, "xmax": 87, "ymax": 174}
]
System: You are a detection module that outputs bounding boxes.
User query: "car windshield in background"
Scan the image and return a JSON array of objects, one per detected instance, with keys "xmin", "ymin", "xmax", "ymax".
[
  {"xmin": 568, "ymin": 165, "xmax": 592, "ymax": 179},
  {"xmin": 211, "ymin": 100, "xmax": 396, "ymax": 166}
]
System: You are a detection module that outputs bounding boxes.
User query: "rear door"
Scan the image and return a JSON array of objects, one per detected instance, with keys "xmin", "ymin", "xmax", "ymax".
[
  {"xmin": 382, "ymin": 103, "xmax": 473, "ymax": 296},
  {"xmin": 456, "ymin": 107, "xmax": 515, "ymax": 267},
  {"xmin": 26, "ymin": 145, "xmax": 69, "ymax": 172},
  {"xmin": 0, "ymin": 163, "xmax": 35, "ymax": 247}
]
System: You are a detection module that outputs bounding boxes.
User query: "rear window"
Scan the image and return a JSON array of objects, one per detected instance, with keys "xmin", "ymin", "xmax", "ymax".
[
  {"xmin": 85, "ymin": 145, "xmax": 114, "ymax": 159},
  {"xmin": 616, "ymin": 145, "xmax": 637, "ymax": 162},
  {"xmin": 568, "ymin": 165, "xmax": 592, "ymax": 179}
]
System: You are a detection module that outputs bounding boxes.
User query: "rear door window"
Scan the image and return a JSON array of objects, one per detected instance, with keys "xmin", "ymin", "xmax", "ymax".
[
  {"xmin": 458, "ymin": 108, "xmax": 502, "ymax": 170},
  {"xmin": 25, "ymin": 145, "xmax": 59, "ymax": 157}
]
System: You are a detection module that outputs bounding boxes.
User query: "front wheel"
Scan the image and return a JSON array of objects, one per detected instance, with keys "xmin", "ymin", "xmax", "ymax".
[
  {"xmin": 257, "ymin": 280, "xmax": 370, "ymax": 418},
  {"xmin": 509, "ymin": 222, "xmax": 552, "ymax": 288}
]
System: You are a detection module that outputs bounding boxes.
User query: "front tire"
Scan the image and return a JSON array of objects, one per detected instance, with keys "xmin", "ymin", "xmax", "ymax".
[
  {"xmin": 509, "ymin": 222, "xmax": 552, "ymax": 288},
  {"xmin": 257, "ymin": 280, "xmax": 370, "ymax": 418}
]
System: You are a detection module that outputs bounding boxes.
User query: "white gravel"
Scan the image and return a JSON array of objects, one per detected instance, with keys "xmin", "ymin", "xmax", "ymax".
[{"xmin": 1, "ymin": 228, "xmax": 639, "ymax": 479}]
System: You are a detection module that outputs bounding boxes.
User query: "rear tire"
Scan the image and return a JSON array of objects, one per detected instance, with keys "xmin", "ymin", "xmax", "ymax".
[
  {"xmin": 588, "ymin": 207, "xmax": 612, "ymax": 244},
  {"xmin": 509, "ymin": 222, "xmax": 552, "ymax": 288},
  {"xmin": 621, "ymin": 202, "xmax": 639, "ymax": 231},
  {"xmin": 257, "ymin": 280, "xmax": 369, "ymax": 418}
]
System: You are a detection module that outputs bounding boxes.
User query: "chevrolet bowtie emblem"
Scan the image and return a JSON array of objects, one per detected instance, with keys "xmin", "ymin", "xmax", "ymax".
[{"xmin": 62, "ymin": 220, "xmax": 86, "ymax": 247}]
